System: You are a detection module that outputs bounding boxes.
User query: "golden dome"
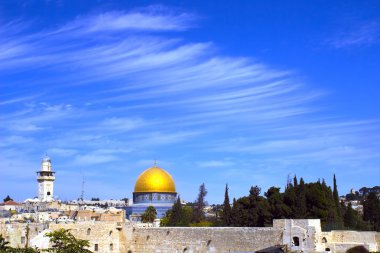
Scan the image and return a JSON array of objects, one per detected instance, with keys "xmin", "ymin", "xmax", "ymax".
[{"xmin": 134, "ymin": 166, "xmax": 176, "ymax": 193}]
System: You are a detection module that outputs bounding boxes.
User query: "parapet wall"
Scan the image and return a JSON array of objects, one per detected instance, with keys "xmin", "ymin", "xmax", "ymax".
[
  {"xmin": 125, "ymin": 226, "xmax": 283, "ymax": 253},
  {"xmin": 321, "ymin": 230, "xmax": 380, "ymax": 252}
]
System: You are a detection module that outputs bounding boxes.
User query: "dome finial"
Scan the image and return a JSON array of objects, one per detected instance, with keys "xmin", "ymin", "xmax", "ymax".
[{"xmin": 42, "ymin": 153, "xmax": 51, "ymax": 162}]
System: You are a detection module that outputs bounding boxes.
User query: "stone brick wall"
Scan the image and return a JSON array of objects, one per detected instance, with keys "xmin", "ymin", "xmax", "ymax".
[
  {"xmin": 49, "ymin": 222, "xmax": 121, "ymax": 253},
  {"xmin": 0, "ymin": 223, "xmax": 45, "ymax": 248},
  {"xmin": 124, "ymin": 226, "xmax": 283, "ymax": 253},
  {"xmin": 327, "ymin": 230, "xmax": 379, "ymax": 252},
  {"xmin": 2, "ymin": 219, "xmax": 380, "ymax": 253}
]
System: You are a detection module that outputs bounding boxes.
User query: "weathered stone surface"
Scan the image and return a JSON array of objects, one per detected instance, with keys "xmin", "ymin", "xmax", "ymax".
[
  {"xmin": 1, "ymin": 219, "xmax": 379, "ymax": 253},
  {"xmin": 126, "ymin": 226, "xmax": 283, "ymax": 253}
]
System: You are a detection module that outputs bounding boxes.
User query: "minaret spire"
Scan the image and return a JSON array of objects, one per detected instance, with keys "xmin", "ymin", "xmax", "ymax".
[{"xmin": 36, "ymin": 155, "xmax": 55, "ymax": 202}]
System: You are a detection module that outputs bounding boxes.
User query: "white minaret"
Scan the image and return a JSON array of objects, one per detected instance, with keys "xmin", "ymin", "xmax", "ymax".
[{"xmin": 36, "ymin": 155, "xmax": 55, "ymax": 202}]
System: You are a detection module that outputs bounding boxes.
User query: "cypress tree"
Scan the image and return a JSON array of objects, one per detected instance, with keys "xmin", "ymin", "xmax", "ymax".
[
  {"xmin": 333, "ymin": 174, "xmax": 342, "ymax": 219},
  {"xmin": 222, "ymin": 184, "xmax": 232, "ymax": 226},
  {"xmin": 293, "ymin": 175, "xmax": 298, "ymax": 188},
  {"xmin": 192, "ymin": 183, "xmax": 207, "ymax": 223},
  {"xmin": 231, "ymin": 197, "xmax": 238, "ymax": 226}
]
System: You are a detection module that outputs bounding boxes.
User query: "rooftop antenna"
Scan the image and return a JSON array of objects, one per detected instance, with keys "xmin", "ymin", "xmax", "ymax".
[{"xmin": 72, "ymin": 175, "xmax": 85, "ymax": 219}]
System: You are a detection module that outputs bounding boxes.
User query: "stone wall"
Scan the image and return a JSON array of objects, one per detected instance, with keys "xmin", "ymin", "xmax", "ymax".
[
  {"xmin": 124, "ymin": 226, "xmax": 283, "ymax": 253},
  {"xmin": 320, "ymin": 230, "xmax": 380, "ymax": 252},
  {"xmin": 49, "ymin": 222, "xmax": 122, "ymax": 253},
  {"xmin": 0, "ymin": 223, "xmax": 45, "ymax": 248},
  {"xmin": 2, "ymin": 219, "xmax": 380, "ymax": 253}
]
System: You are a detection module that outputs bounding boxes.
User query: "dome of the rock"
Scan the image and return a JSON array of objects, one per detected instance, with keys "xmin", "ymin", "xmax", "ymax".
[{"xmin": 134, "ymin": 166, "xmax": 176, "ymax": 193}]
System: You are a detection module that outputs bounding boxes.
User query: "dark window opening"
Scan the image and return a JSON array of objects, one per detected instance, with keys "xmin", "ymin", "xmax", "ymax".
[
  {"xmin": 110, "ymin": 243, "xmax": 113, "ymax": 251},
  {"xmin": 322, "ymin": 237, "xmax": 327, "ymax": 243},
  {"xmin": 207, "ymin": 240, "xmax": 212, "ymax": 246},
  {"xmin": 293, "ymin": 236, "xmax": 300, "ymax": 246},
  {"xmin": 87, "ymin": 228, "xmax": 91, "ymax": 235},
  {"xmin": 47, "ymin": 192, "xmax": 51, "ymax": 196},
  {"xmin": 325, "ymin": 248, "xmax": 330, "ymax": 251},
  {"xmin": 94, "ymin": 244, "xmax": 98, "ymax": 251}
]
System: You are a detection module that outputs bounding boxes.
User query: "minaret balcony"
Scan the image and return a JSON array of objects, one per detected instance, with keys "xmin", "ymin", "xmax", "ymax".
[
  {"xmin": 36, "ymin": 171, "xmax": 55, "ymax": 177},
  {"xmin": 37, "ymin": 176, "xmax": 55, "ymax": 181}
]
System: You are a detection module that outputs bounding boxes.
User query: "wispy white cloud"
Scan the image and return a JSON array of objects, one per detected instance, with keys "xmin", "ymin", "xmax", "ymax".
[
  {"xmin": 198, "ymin": 160, "xmax": 234, "ymax": 168},
  {"xmin": 327, "ymin": 21, "xmax": 380, "ymax": 48},
  {"xmin": 0, "ymin": 7, "xmax": 379, "ymax": 202},
  {"xmin": 0, "ymin": 102, "xmax": 76, "ymax": 132},
  {"xmin": 69, "ymin": 10, "xmax": 195, "ymax": 33},
  {"xmin": 100, "ymin": 117, "xmax": 144, "ymax": 132}
]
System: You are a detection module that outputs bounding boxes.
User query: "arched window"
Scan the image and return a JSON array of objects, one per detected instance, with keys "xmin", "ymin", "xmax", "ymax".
[
  {"xmin": 87, "ymin": 228, "xmax": 91, "ymax": 235},
  {"xmin": 322, "ymin": 237, "xmax": 327, "ymax": 243},
  {"xmin": 292, "ymin": 236, "xmax": 300, "ymax": 246},
  {"xmin": 110, "ymin": 243, "xmax": 113, "ymax": 251},
  {"xmin": 109, "ymin": 230, "xmax": 113, "ymax": 236}
]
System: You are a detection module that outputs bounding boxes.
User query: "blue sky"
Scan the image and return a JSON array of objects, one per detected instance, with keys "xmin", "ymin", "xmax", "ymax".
[{"xmin": 1, "ymin": 1, "xmax": 379, "ymax": 204}]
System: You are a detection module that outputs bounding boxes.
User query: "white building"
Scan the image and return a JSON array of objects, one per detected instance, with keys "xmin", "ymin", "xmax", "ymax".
[{"xmin": 36, "ymin": 156, "xmax": 55, "ymax": 202}]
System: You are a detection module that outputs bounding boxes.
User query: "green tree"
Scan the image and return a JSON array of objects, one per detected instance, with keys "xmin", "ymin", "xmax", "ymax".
[
  {"xmin": 141, "ymin": 206, "xmax": 157, "ymax": 223},
  {"xmin": 0, "ymin": 234, "xmax": 11, "ymax": 252},
  {"xmin": 363, "ymin": 192, "xmax": 380, "ymax": 231},
  {"xmin": 3, "ymin": 195, "xmax": 13, "ymax": 202},
  {"xmin": 192, "ymin": 183, "xmax": 207, "ymax": 223},
  {"xmin": 344, "ymin": 202, "xmax": 357, "ymax": 229},
  {"xmin": 247, "ymin": 186, "xmax": 260, "ymax": 226},
  {"xmin": 293, "ymin": 175, "xmax": 298, "ymax": 188},
  {"xmin": 180, "ymin": 206, "xmax": 193, "ymax": 226},
  {"xmin": 168, "ymin": 197, "xmax": 183, "ymax": 226},
  {"xmin": 160, "ymin": 210, "xmax": 172, "ymax": 227},
  {"xmin": 333, "ymin": 174, "xmax": 344, "ymax": 229},
  {"xmin": 294, "ymin": 178, "xmax": 307, "ymax": 219},
  {"xmin": 231, "ymin": 196, "xmax": 250, "ymax": 226},
  {"xmin": 265, "ymin": 187, "xmax": 290, "ymax": 220},
  {"xmin": 283, "ymin": 183, "xmax": 297, "ymax": 218},
  {"xmin": 45, "ymin": 228, "xmax": 92, "ymax": 253},
  {"xmin": 221, "ymin": 184, "xmax": 232, "ymax": 226},
  {"xmin": 333, "ymin": 175, "xmax": 340, "ymax": 215}
]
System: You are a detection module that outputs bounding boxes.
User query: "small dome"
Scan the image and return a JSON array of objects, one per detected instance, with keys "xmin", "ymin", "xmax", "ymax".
[{"xmin": 134, "ymin": 166, "xmax": 176, "ymax": 193}]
